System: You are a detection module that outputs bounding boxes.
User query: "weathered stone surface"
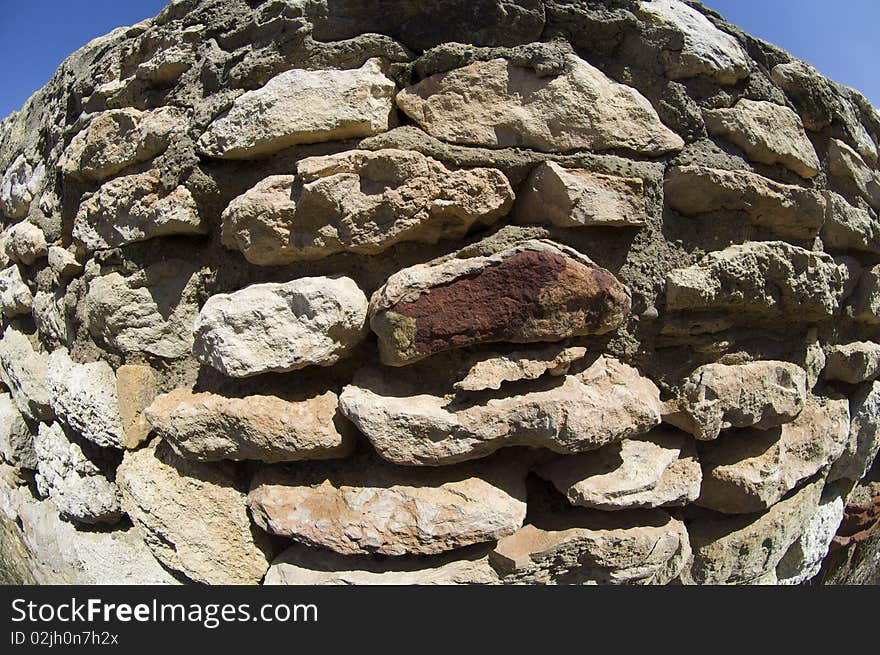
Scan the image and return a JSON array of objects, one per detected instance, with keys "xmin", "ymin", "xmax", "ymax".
[
  {"xmin": 684, "ymin": 476, "xmax": 824, "ymax": 585},
  {"xmin": 0, "ymin": 481, "xmax": 179, "ymax": 584},
  {"xmin": 824, "ymin": 342, "xmax": 880, "ymax": 384},
  {"xmin": 664, "ymin": 165, "xmax": 826, "ymax": 239},
  {"xmin": 59, "ymin": 107, "xmax": 183, "ymax": 181},
  {"xmin": 46, "ymin": 349, "xmax": 124, "ymax": 450},
  {"xmin": 665, "ymin": 361, "xmax": 808, "ymax": 441},
  {"xmin": 265, "ymin": 544, "xmax": 499, "ymax": 585},
  {"xmin": 85, "ymin": 260, "xmax": 202, "ymax": 359},
  {"xmin": 198, "ymin": 59, "xmax": 396, "ymax": 159},
  {"xmin": 145, "ymin": 388, "xmax": 354, "ymax": 463},
  {"xmin": 697, "ymin": 397, "xmax": 850, "ymax": 513},
  {"xmin": 117, "ymin": 439, "xmax": 271, "ymax": 584},
  {"xmin": 47, "ymin": 246, "xmax": 82, "ymax": 281},
  {"xmin": 665, "ymin": 241, "xmax": 848, "ymax": 321},
  {"xmin": 193, "ymin": 276, "xmax": 368, "ymax": 377},
  {"xmin": 136, "ymin": 45, "xmax": 193, "ymax": 85},
  {"xmin": 4, "ymin": 221, "xmax": 47, "ymax": 265},
  {"xmin": 513, "ymin": 161, "xmax": 647, "ymax": 228},
  {"xmin": 370, "ymin": 240, "xmax": 631, "ymax": 366},
  {"xmin": 396, "ymin": 55, "xmax": 684, "ymax": 155},
  {"xmin": 0, "ymin": 155, "xmax": 43, "ymax": 220},
  {"xmin": 537, "ymin": 428, "xmax": 701, "ymax": 510},
  {"xmin": 776, "ymin": 488, "xmax": 846, "ymax": 585},
  {"xmin": 248, "ymin": 456, "xmax": 527, "ymax": 556},
  {"xmin": 828, "ymin": 138, "xmax": 880, "ymax": 212},
  {"xmin": 829, "ymin": 381, "xmax": 880, "ymax": 482},
  {"xmin": 339, "ymin": 356, "xmax": 663, "ymax": 466},
  {"xmin": 454, "ymin": 344, "xmax": 587, "ymax": 392},
  {"xmin": 821, "ymin": 192, "xmax": 880, "ymax": 254},
  {"xmin": 73, "ymin": 170, "xmax": 205, "ymax": 251},
  {"xmin": 221, "ymin": 149, "xmax": 513, "ymax": 265},
  {"xmin": 636, "ymin": 0, "xmax": 749, "ymax": 84},
  {"xmin": 0, "ymin": 265, "xmax": 33, "ymax": 317},
  {"xmin": 32, "ymin": 291, "xmax": 70, "ymax": 346},
  {"xmin": 0, "ymin": 393, "xmax": 35, "ymax": 469},
  {"xmin": 0, "ymin": 328, "xmax": 52, "ymax": 422},
  {"xmin": 852, "ymin": 264, "xmax": 880, "ymax": 324},
  {"xmin": 704, "ymin": 99, "xmax": 820, "ymax": 178},
  {"xmin": 33, "ymin": 422, "xmax": 122, "ymax": 525},
  {"xmin": 115, "ymin": 365, "xmax": 157, "ymax": 449},
  {"xmin": 490, "ymin": 508, "xmax": 690, "ymax": 585}
]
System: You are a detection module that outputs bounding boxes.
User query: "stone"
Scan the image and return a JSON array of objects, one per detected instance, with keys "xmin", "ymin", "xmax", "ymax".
[
  {"xmin": 265, "ymin": 544, "xmax": 499, "ymax": 585},
  {"xmin": 0, "ymin": 393, "xmax": 36, "ymax": 469},
  {"xmin": 46, "ymin": 349, "xmax": 124, "ymax": 450},
  {"xmin": 664, "ymin": 165, "xmax": 826, "ymax": 239},
  {"xmin": 116, "ymin": 439, "xmax": 271, "ymax": 585},
  {"xmin": 490, "ymin": 508, "xmax": 690, "ymax": 585},
  {"xmin": 339, "ymin": 356, "xmax": 663, "ymax": 466},
  {"xmin": 145, "ymin": 388, "xmax": 354, "ymax": 463},
  {"xmin": 396, "ymin": 55, "xmax": 684, "ymax": 155},
  {"xmin": 684, "ymin": 476, "xmax": 824, "ymax": 585},
  {"xmin": 0, "ymin": 265, "xmax": 33, "ymax": 318},
  {"xmin": 32, "ymin": 291, "xmax": 70, "ymax": 345},
  {"xmin": 666, "ymin": 360, "xmax": 808, "ymax": 441},
  {"xmin": 33, "ymin": 422, "xmax": 122, "ymax": 525},
  {"xmin": 115, "ymin": 365, "xmax": 158, "ymax": 449},
  {"xmin": 828, "ymin": 138, "xmax": 880, "ymax": 212},
  {"xmin": 4, "ymin": 221, "xmax": 47, "ymax": 265},
  {"xmin": 221, "ymin": 149, "xmax": 514, "ymax": 266},
  {"xmin": 851, "ymin": 264, "xmax": 880, "ymax": 324},
  {"xmin": 85, "ymin": 260, "xmax": 202, "ymax": 359},
  {"xmin": 59, "ymin": 107, "xmax": 184, "ymax": 181},
  {"xmin": 370, "ymin": 239, "xmax": 631, "ymax": 366},
  {"xmin": 136, "ymin": 45, "xmax": 193, "ymax": 85},
  {"xmin": 247, "ymin": 455, "xmax": 527, "ymax": 556},
  {"xmin": 197, "ymin": 59, "xmax": 396, "ymax": 159},
  {"xmin": 665, "ymin": 241, "xmax": 848, "ymax": 321},
  {"xmin": 454, "ymin": 344, "xmax": 587, "ymax": 392},
  {"xmin": 636, "ymin": 0, "xmax": 750, "ymax": 84},
  {"xmin": 697, "ymin": 396, "xmax": 850, "ymax": 513},
  {"xmin": 193, "ymin": 276, "xmax": 368, "ymax": 377},
  {"xmin": 824, "ymin": 342, "xmax": 880, "ymax": 384},
  {"xmin": 0, "ymin": 328, "xmax": 52, "ymax": 422},
  {"xmin": 536, "ymin": 427, "xmax": 701, "ymax": 510},
  {"xmin": 821, "ymin": 192, "xmax": 880, "ymax": 254},
  {"xmin": 0, "ymin": 155, "xmax": 43, "ymax": 220},
  {"xmin": 513, "ymin": 161, "xmax": 647, "ymax": 228},
  {"xmin": 703, "ymin": 99, "xmax": 820, "ymax": 178},
  {"xmin": 829, "ymin": 381, "xmax": 880, "ymax": 483},
  {"xmin": 776, "ymin": 488, "xmax": 846, "ymax": 585},
  {"xmin": 47, "ymin": 246, "xmax": 82, "ymax": 281},
  {"xmin": 73, "ymin": 170, "xmax": 205, "ymax": 251}
]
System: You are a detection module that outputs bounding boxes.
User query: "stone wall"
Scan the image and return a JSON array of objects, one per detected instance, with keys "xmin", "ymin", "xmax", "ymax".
[{"xmin": 1, "ymin": 0, "xmax": 879, "ymax": 585}]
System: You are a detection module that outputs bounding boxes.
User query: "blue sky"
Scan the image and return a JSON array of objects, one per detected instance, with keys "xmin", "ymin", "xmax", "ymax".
[{"xmin": 0, "ymin": 0, "xmax": 877, "ymax": 119}]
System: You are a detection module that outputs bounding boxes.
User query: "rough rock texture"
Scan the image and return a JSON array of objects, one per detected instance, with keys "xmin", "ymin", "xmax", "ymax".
[
  {"xmin": 193, "ymin": 276, "xmax": 368, "ymax": 377},
  {"xmin": 664, "ymin": 165, "xmax": 827, "ymax": 239},
  {"xmin": 536, "ymin": 427, "xmax": 701, "ymax": 510},
  {"xmin": 198, "ymin": 59, "xmax": 396, "ymax": 159},
  {"xmin": 340, "ymin": 355, "xmax": 663, "ymax": 465},
  {"xmin": 222, "ymin": 149, "xmax": 513, "ymax": 265},
  {"xmin": 116, "ymin": 439, "xmax": 271, "ymax": 585},
  {"xmin": 370, "ymin": 239, "xmax": 631, "ymax": 366},
  {"xmin": 248, "ymin": 455, "xmax": 527, "ymax": 556},
  {"xmin": 145, "ymin": 388, "xmax": 354, "ymax": 462},
  {"xmin": 514, "ymin": 161, "xmax": 647, "ymax": 228},
  {"xmin": 2, "ymin": 0, "xmax": 879, "ymax": 586},
  {"xmin": 397, "ymin": 55, "xmax": 684, "ymax": 154}
]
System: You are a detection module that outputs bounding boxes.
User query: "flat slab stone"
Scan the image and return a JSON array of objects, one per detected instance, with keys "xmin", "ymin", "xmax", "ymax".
[
  {"xmin": 821, "ymin": 192, "xmax": 880, "ymax": 254},
  {"xmin": 370, "ymin": 239, "xmax": 631, "ymax": 366},
  {"xmin": 396, "ymin": 55, "xmax": 684, "ymax": 155},
  {"xmin": 197, "ymin": 59, "xmax": 396, "ymax": 159},
  {"xmin": 192, "ymin": 276, "xmax": 368, "ymax": 378},
  {"xmin": 221, "ymin": 149, "xmax": 513, "ymax": 265},
  {"xmin": 454, "ymin": 344, "xmax": 587, "ymax": 392}
]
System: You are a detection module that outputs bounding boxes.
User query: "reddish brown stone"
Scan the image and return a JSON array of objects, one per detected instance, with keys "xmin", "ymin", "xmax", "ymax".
[{"xmin": 831, "ymin": 493, "xmax": 880, "ymax": 549}]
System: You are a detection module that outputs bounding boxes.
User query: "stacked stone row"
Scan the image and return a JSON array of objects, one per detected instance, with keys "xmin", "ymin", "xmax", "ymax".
[{"xmin": 0, "ymin": 0, "xmax": 878, "ymax": 584}]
